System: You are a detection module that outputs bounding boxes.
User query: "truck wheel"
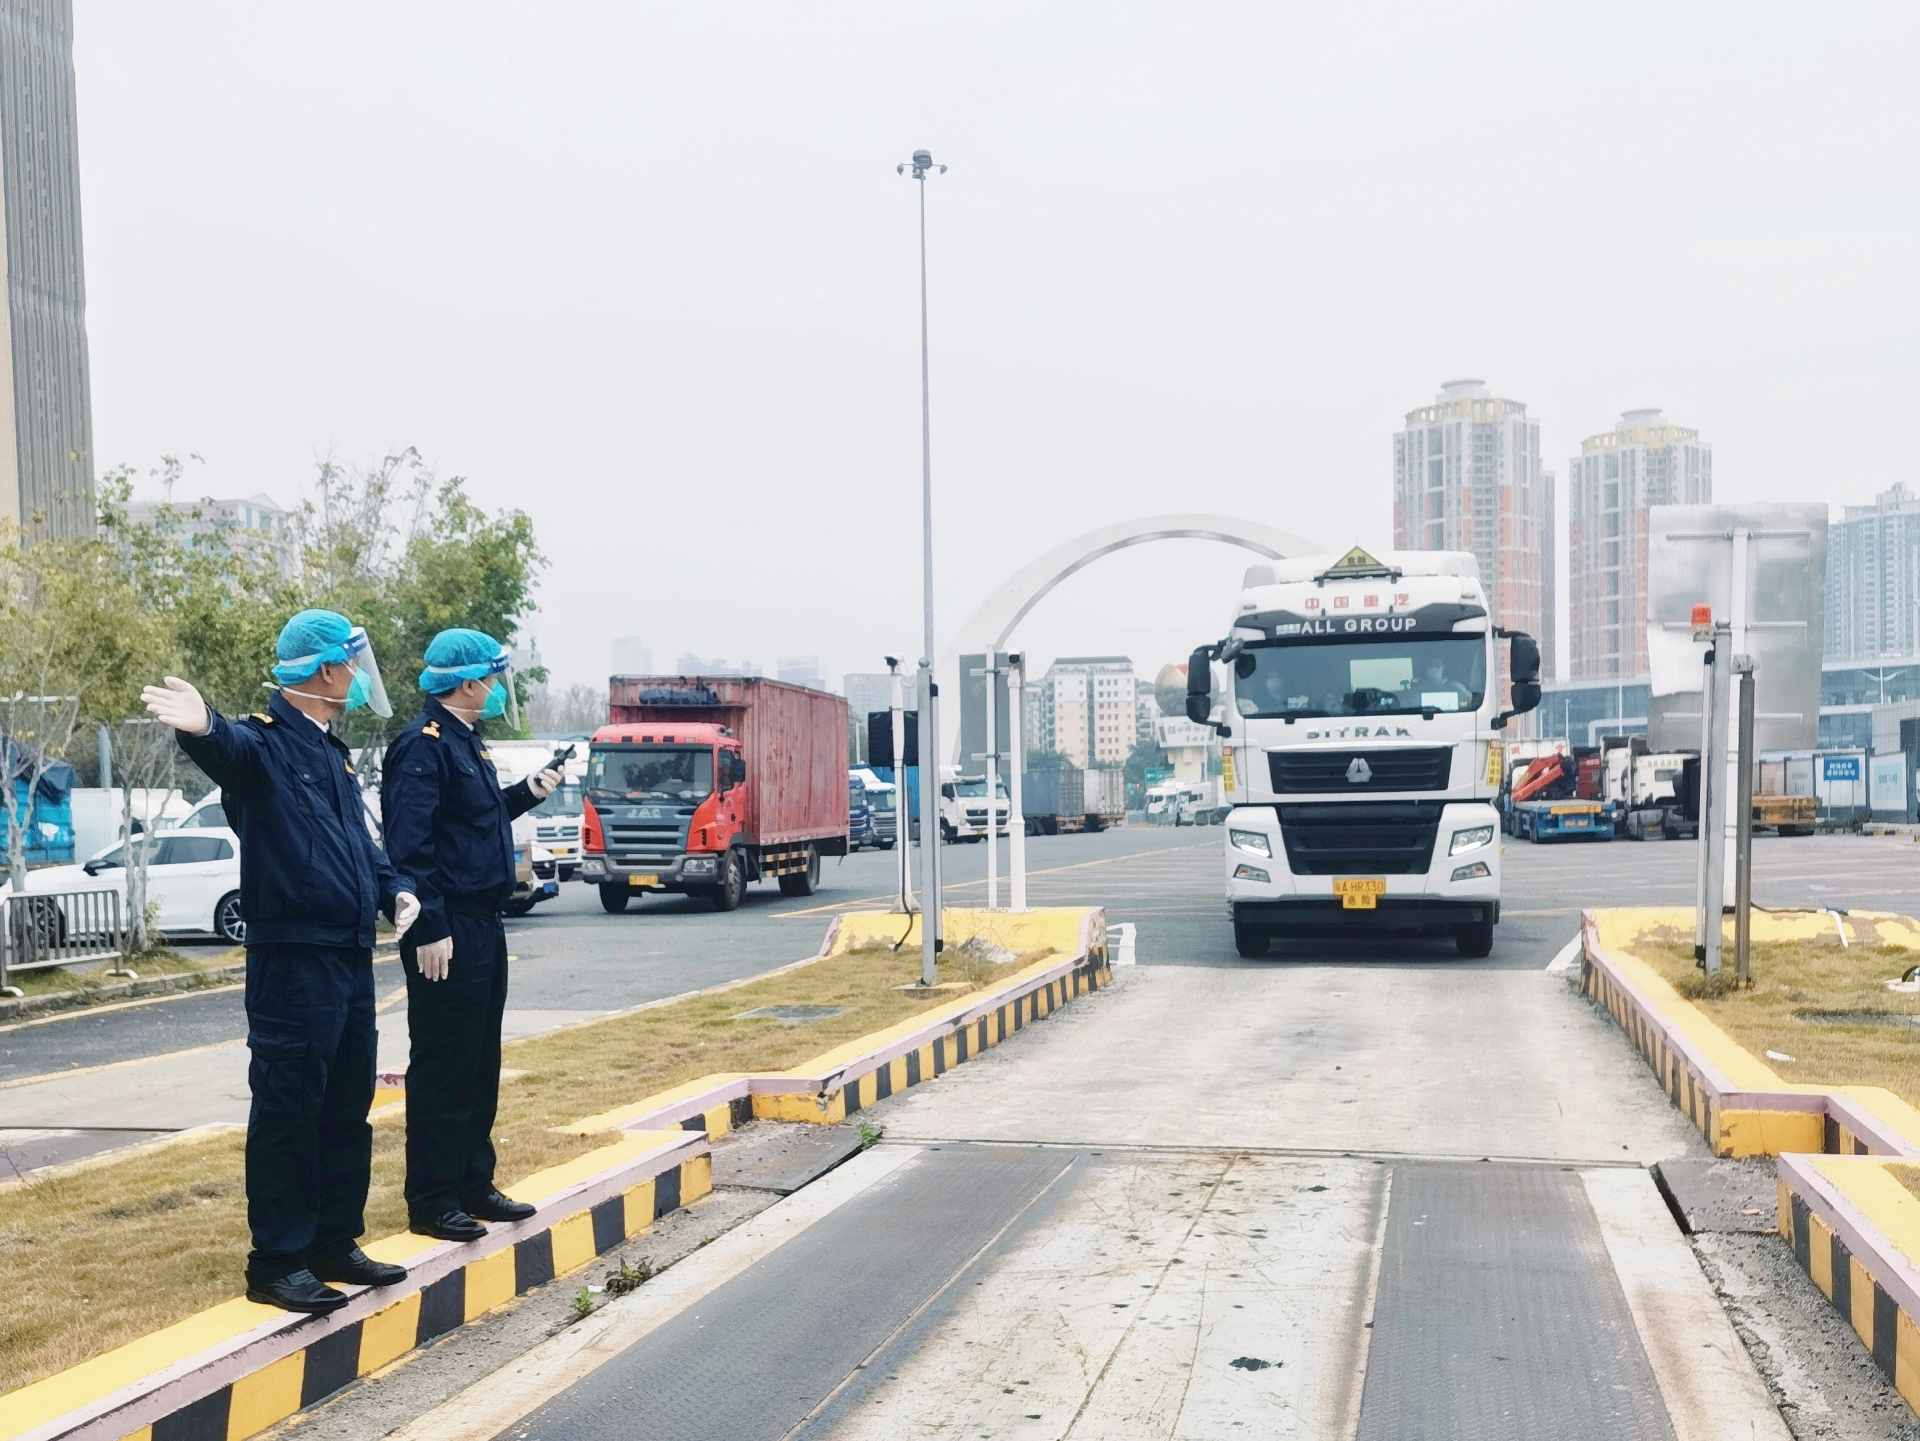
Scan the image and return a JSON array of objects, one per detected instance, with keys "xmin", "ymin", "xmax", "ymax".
[
  {"xmin": 712, "ymin": 851, "xmax": 746, "ymax": 911},
  {"xmin": 940, "ymin": 820, "xmax": 957, "ymax": 845},
  {"xmin": 599, "ymin": 884, "xmax": 630, "ymax": 914},
  {"xmin": 1455, "ymin": 919, "xmax": 1494, "ymax": 959},
  {"xmin": 503, "ymin": 897, "xmax": 537, "ymax": 918},
  {"xmin": 1233, "ymin": 921, "xmax": 1271, "ymax": 958},
  {"xmin": 778, "ymin": 845, "xmax": 820, "ymax": 897}
]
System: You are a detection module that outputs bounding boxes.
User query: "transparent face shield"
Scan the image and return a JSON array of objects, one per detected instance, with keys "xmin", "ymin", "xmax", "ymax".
[
  {"xmin": 279, "ymin": 627, "xmax": 392, "ymax": 718},
  {"xmin": 426, "ymin": 654, "xmax": 518, "ymax": 729}
]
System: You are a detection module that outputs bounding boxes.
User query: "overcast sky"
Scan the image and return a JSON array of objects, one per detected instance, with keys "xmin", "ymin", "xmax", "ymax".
[{"xmin": 75, "ymin": 3, "xmax": 1920, "ymax": 691}]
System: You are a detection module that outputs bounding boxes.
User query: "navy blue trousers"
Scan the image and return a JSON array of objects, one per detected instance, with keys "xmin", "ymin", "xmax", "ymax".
[
  {"xmin": 401, "ymin": 909, "xmax": 509, "ymax": 1216},
  {"xmin": 244, "ymin": 944, "xmax": 376, "ymax": 1284}
]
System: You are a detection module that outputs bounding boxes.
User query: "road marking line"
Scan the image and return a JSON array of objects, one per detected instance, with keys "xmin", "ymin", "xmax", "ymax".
[
  {"xmin": 0, "ymin": 1037, "xmax": 244, "ymax": 1091},
  {"xmin": 1545, "ymin": 935, "xmax": 1582, "ymax": 972},
  {"xmin": 1581, "ymin": 1167, "xmax": 1791, "ymax": 1441},
  {"xmin": 384, "ymin": 1144, "xmax": 926, "ymax": 1441},
  {"xmin": 1110, "ymin": 922, "xmax": 1136, "ymax": 966}
]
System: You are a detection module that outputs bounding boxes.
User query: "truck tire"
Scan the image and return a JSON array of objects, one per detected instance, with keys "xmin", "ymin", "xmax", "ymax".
[
  {"xmin": 1233, "ymin": 920, "xmax": 1271, "ymax": 958},
  {"xmin": 598, "ymin": 884, "xmax": 630, "ymax": 914},
  {"xmin": 503, "ymin": 897, "xmax": 538, "ymax": 918},
  {"xmin": 778, "ymin": 844, "xmax": 820, "ymax": 897},
  {"xmin": 711, "ymin": 851, "xmax": 747, "ymax": 911},
  {"xmin": 1455, "ymin": 919, "xmax": 1494, "ymax": 958},
  {"xmin": 940, "ymin": 820, "xmax": 957, "ymax": 845}
]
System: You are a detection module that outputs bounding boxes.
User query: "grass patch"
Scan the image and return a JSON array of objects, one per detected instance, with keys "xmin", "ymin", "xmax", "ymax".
[
  {"xmin": 1626, "ymin": 917, "xmax": 1920, "ymax": 1109},
  {"xmin": 0, "ymin": 937, "xmax": 1043, "ymax": 1393},
  {"xmin": 4, "ymin": 946, "xmax": 238, "ymax": 999}
]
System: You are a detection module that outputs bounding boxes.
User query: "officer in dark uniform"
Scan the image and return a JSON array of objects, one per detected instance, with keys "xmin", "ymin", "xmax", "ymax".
[
  {"xmin": 381, "ymin": 629, "xmax": 561, "ymax": 1241},
  {"xmin": 143, "ymin": 609, "xmax": 420, "ymax": 1313}
]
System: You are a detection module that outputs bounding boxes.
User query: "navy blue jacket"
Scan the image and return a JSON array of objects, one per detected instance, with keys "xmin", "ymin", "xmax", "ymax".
[
  {"xmin": 176, "ymin": 690, "xmax": 410, "ymax": 950},
  {"xmin": 380, "ymin": 696, "xmax": 539, "ymax": 946}
]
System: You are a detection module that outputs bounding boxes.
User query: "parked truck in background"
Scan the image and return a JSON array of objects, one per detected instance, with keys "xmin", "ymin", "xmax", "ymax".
[
  {"xmin": 1020, "ymin": 767, "xmax": 1125, "ymax": 835},
  {"xmin": 939, "ymin": 770, "xmax": 1011, "ymax": 843},
  {"xmin": 488, "ymin": 740, "xmax": 589, "ymax": 881},
  {"xmin": 579, "ymin": 677, "xmax": 849, "ymax": 913},
  {"xmin": 1188, "ymin": 546, "xmax": 1541, "ymax": 959},
  {"xmin": 849, "ymin": 768, "xmax": 898, "ymax": 849}
]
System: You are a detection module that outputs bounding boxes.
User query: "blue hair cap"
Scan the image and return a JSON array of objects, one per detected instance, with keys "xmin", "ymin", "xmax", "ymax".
[
  {"xmin": 273, "ymin": 609, "xmax": 355, "ymax": 685},
  {"xmin": 419, "ymin": 628, "xmax": 507, "ymax": 694}
]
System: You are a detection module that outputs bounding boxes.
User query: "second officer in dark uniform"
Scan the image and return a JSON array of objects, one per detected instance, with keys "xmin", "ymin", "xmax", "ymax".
[{"xmin": 381, "ymin": 629, "xmax": 561, "ymax": 1240}]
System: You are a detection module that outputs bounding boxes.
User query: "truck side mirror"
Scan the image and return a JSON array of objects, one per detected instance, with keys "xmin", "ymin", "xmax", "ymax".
[
  {"xmin": 1185, "ymin": 646, "xmax": 1213, "ymax": 724},
  {"xmin": 1508, "ymin": 633, "xmax": 1541, "ymax": 684}
]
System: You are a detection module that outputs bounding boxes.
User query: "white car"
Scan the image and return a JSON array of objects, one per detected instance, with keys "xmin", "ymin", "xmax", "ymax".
[{"xmin": 1, "ymin": 828, "xmax": 246, "ymax": 944}]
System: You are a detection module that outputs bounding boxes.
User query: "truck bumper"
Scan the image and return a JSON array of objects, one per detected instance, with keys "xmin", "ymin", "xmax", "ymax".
[
  {"xmin": 578, "ymin": 852, "xmax": 723, "ymax": 890},
  {"xmin": 1222, "ymin": 801, "xmax": 1502, "ymax": 925}
]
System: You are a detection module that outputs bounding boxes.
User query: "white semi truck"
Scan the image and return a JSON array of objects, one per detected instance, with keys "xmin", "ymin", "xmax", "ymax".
[{"xmin": 1186, "ymin": 546, "xmax": 1541, "ymax": 959}]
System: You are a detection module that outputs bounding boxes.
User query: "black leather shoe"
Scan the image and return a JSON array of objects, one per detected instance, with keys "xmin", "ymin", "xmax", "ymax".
[
  {"xmin": 462, "ymin": 1187, "xmax": 536, "ymax": 1223},
  {"xmin": 308, "ymin": 1244, "xmax": 407, "ymax": 1287},
  {"xmin": 409, "ymin": 1208, "xmax": 487, "ymax": 1242},
  {"xmin": 247, "ymin": 1269, "xmax": 349, "ymax": 1314}
]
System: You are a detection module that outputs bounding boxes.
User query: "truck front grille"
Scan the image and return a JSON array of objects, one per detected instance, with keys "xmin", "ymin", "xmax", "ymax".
[
  {"xmin": 1277, "ymin": 801, "xmax": 1445, "ymax": 875},
  {"xmin": 604, "ymin": 810, "xmax": 693, "ymax": 863},
  {"xmin": 1269, "ymin": 747, "xmax": 1453, "ymax": 794}
]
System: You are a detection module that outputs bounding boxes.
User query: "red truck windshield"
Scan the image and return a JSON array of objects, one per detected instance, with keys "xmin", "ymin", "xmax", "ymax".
[{"xmin": 588, "ymin": 746, "xmax": 713, "ymax": 803}]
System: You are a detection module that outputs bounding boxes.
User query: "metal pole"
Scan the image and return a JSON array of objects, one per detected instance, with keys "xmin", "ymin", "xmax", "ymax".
[
  {"xmin": 1694, "ymin": 648, "xmax": 1714, "ymax": 956},
  {"xmin": 1734, "ymin": 659, "xmax": 1756, "ymax": 984},
  {"xmin": 1009, "ymin": 654, "xmax": 1027, "ymax": 912},
  {"xmin": 889, "ymin": 659, "xmax": 913, "ymax": 915},
  {"xmin": 901, "ymin": 149, "xmax": 945, "ymax": 987},
  {"xmin": 983, "ymin": 660, "xmax": 998, "ymax": 911},
  {"xmin": 1701, "ymin": 622, "xmax": 1732, "ymax": 977}
]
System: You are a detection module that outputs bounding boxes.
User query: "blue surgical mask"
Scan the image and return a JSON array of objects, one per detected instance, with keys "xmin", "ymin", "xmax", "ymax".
[
  {"xmin": 480, "ymin": 678, "xmax": 508, "ymax": 720},
  {"xmin": 344, "ymin": 669, "xmax": 373, "ymax": 712}
]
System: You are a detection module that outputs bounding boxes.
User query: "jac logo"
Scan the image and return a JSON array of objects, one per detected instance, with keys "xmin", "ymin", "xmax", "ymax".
[{"xmin": 1305, "ymin": 726, "xmax": 1413, "ymax": 739}]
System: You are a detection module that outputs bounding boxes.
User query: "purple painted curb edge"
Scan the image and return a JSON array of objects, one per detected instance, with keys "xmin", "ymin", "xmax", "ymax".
[{"xmin": 1778, "ymin": 1152, "xmax": 1920, "ymax": 1321}]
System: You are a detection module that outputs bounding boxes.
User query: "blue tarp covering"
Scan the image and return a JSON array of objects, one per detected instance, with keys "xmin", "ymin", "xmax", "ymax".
[{"xmin": 0, "ymin": 737, "xmax": 80, "ymax": 863}]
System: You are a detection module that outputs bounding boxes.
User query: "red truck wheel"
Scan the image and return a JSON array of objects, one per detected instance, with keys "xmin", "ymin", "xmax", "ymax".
[{"xmin": 778, "ymin": 845, "xmax": 820, "ymax": 898}]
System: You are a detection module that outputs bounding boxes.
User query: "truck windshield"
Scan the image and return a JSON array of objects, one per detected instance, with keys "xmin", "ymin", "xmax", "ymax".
[
  {"xmin": 530, "ymin": 780, "xmax": 583, "ymax": 818},
  {"xmin": 1234, "ymin": 635, "xmax": 1486, "ymax": 718},
  {"xmin": 867, "ymin": 787, "xmax": 895, "ymax": 812},
  {"xmin": 952, "ymin": 778, "xmax": 1010, "ymax": 799},
  {"xmin": 588, "ymin": 746, "xmax": 714, "ymax": 803}
]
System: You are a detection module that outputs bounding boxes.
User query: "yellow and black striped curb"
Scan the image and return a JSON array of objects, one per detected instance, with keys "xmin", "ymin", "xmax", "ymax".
[
  {"xmin": 5, "ymin": 1133, "xmax": 711, "ymax": 1441},
  {"xmin": 562, "ymin": 907, "xmax": 1112, "ymax": 1138},
  {"xmin": 1777, "ymin": 1153, "xmax": 1920, "ymax": 1413},
  {"xmin": 1579, "ymin": 907, "xmax": 1920, "ymax": 1158}
]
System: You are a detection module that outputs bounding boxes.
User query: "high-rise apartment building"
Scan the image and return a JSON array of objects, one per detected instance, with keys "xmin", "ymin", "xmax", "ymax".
[
  {"xmin": 1033, "ymin": 657, "xmax": 1136, "ymax": 768},
  {"xmin": 1, "ymin": 0, "xmax": 94, "ymax": 539},
  {"xmin": 611, "ymin": 636, "xmax": 653, "ymax": 674},
  {"xmin": 1827, "ymin": 483, "xmax": 1920, "ymax": 661},
  {"xmin": 124, "ymin": 493, "xmax": 296, "ymax": 574},
  {"xmin": 1392, "ymin": 380, "xmax": 1553, "ymax": 679},
  {"xmin": 776, "ymin": 655, "xmax": 825, "ymax": 690},
  {"xmin": 1567, "ymin": 409, "xmax": 1712, "ymax": 678},
  {"xmin": 675, "ymin": 654, "xmax": 761, "ymax": 678}
]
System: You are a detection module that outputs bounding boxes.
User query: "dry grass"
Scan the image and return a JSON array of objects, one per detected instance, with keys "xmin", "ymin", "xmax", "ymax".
[
  {"xmin": 0, "ymin": 939, "xmax": 1042, "ymax": 1393},
  {"xmin": 1627, "ymin": 917, "xmax": 1920, "ymax": 1109},
  {"xmin": 6, "ymin": 945, "xmax": 240, "ymax": 998}
]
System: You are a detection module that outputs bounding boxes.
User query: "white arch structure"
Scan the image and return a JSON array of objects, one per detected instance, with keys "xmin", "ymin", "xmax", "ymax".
[{"xmin": 935, "ymin": 513, "xmax": 1325, "ymax": 763}]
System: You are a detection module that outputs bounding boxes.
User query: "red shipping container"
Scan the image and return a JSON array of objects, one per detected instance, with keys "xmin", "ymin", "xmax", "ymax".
[{"xmin": 606, "ymin": 676, "xmax": 848, "ymax": 847}]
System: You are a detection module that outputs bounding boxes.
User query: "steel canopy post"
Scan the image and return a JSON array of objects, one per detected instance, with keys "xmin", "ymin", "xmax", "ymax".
[
  {"xmin": 1009, "ymin": 653, "xmax": 1027, "ymax": 912},
  {"xmin": 1701, "ymin": 620, "xmax": 1733, "ymax": 977},
  {"xmin": 1734, "ymin": 658, "xmax": 1757, "ymax": 984},
  {"xmin": 888, "ymin": 658, "xmax": 913, "ymax": 915}
]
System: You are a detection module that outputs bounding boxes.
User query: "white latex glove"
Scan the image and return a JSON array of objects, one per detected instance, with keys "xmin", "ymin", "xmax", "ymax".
[
  {"xmin": 142, "ymin": 676, "xmax": 210, "ymax": 736},
  {"xmin": 392, "ymin": 892, "xmax": 420, "ymax": 939},
  {"xmin": 528, "ymin": 767, "xmax": 562, "ymax": 799},
  {"xmin": 416, "ymin": 935, "xmax": 454, "ymax": 982}
]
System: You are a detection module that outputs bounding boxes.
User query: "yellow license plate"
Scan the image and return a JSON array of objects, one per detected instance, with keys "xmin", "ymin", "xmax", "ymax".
[
  {"xmin": 628, "ymin": 874, "xmax": 659, "ymax": 888},
  {"xmin": 1333, "ymin": 877, "xmax": 1386, "ymax": 909}
]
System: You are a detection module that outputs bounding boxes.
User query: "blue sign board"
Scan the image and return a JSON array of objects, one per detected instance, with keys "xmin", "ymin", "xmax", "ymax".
[{"xmin": 1823, "ymin": 755, "xmax": 1861, "ymax": 782}]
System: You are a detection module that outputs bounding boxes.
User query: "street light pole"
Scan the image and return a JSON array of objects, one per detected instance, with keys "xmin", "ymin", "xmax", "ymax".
[{"xmin": 900, "ymin": 147, "xmax": 946, "ymax": 987}]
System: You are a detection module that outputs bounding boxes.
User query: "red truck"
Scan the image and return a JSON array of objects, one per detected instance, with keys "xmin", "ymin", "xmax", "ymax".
[{"xmin": 577, "ymin": 676, "xmax": 850, "ymax": 914}]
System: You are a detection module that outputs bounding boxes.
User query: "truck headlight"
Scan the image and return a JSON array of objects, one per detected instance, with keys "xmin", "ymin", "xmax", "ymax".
[
  {"xmin": 683, "ymin": 856, "xmax": 717, "ymax": 876},
  {"xmin": 1448, "ymin": 825, "xmax": 1495, "ymax": 856},
  {"xmin": 1232, "ymin": 863, "xmax": 1270, "ymax": 883},
  {"xmin": 1229, "ymin": 829, "xmax": 1271, "ymax": 859},
  {"xmin": 1451, "ymin": 861, "xmax": 1491, "ymax": 881}
]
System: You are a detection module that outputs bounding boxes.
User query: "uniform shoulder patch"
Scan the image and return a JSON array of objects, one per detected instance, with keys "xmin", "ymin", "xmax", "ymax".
[
  {"xmin": 344, "ymin": 760, "xmax": 356, "ymax": 775},
  {"xmin": 251, "ymin": 712, "xmax": 273, "ymax": 724},
  {"xmin": 422, "ymin": 721, "xmax": 441, "ymax": 739}
]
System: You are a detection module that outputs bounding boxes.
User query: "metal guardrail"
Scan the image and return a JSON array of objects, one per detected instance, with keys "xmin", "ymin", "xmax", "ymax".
[{"xmin": 0, "ymin": 889, "xmax": 126, "ymax": 997}]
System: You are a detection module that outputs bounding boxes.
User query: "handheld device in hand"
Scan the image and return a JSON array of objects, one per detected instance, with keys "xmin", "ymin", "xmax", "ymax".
[{"xmin": 548, "ymin": 743, "xmax": 576, "ymax": 770}]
